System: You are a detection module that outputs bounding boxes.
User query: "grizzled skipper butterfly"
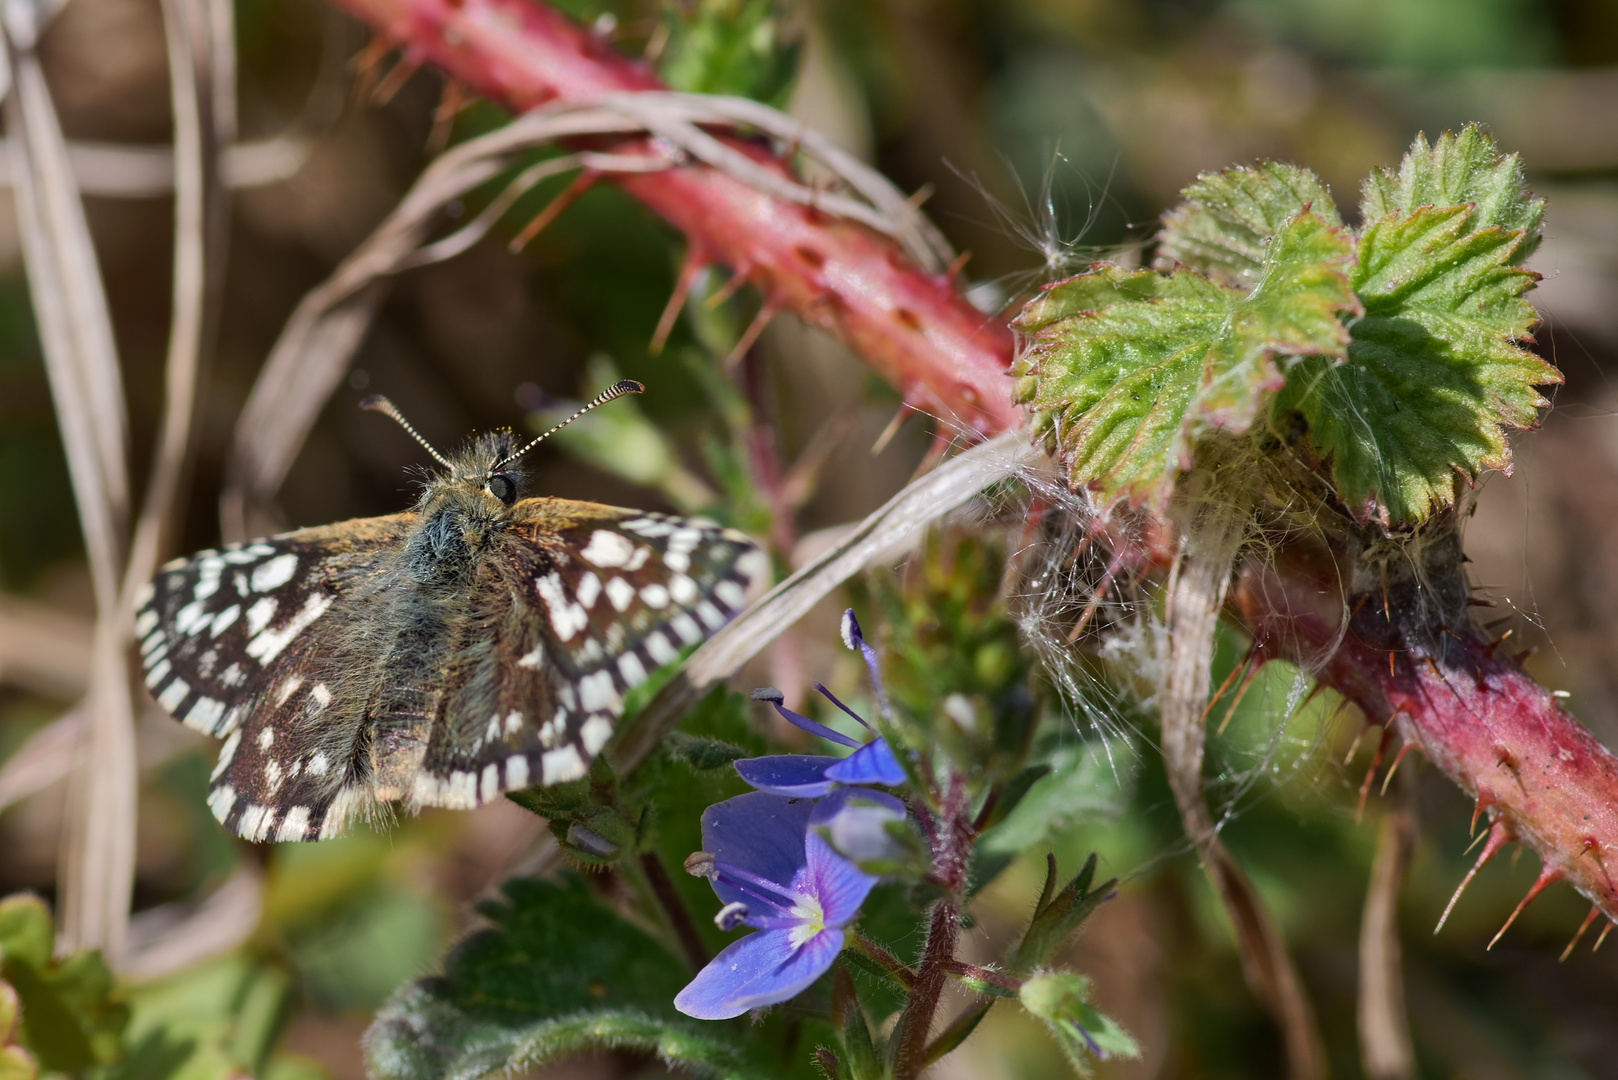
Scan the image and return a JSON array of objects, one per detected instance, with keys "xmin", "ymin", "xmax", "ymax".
[{"xmin": 134, "ymin": 381, "xmax": 765, "ymax": 842}]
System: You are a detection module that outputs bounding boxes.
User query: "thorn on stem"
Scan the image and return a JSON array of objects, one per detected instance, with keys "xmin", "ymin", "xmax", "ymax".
[
  {"xmin": 723, "ymin": 303, "xmax": 778, "ymax": 369},
  {"xmin": 510, "ymin": 171, "xmax": 598, "ymax": 253},
  {"xmin": 1561, "ymin": 905, "xmax": 1602, "ymax": 962},
  {"xmin": 1357, "ymin": 727, "xmax": 1393, "ymax": 821},
  {"xmin": 427, "ymin": 80, "xmax": 471, "ymax": 155},
  {"xmin": 351, "ymin": 37, "xmax": 393, "ymax": 105},
  {"xmin": 1380, "ymin": 740, "xmax": 1414, "ymax": 796},
  {"xmin": 1214, "ymin": 657, "xmax": 1262, "ymax": 736},
  {"xmin": 1595, "ymin": 922, "xmax": 1613, "ymax": 952},
  {"xmin": 1435, "ymin": 820, "xmax": 1511, "ymax": 934},
  {"xmin": 651, "ymin": 247, "xmax": 708, "ymax": 355},
  {"xmin": 372, "ymin": 52, "xmax": 421, "ymax": 105},
  {"xmin": 706, "ymin": 266, "xmax": 751, "ymax": 309},
  {"xmin": 1487, "ymin": 864, "xmax": 1561, "ymax": 950},
  {"xmin": 1469, "ymin": 788, "xmax": 1496, "ymax": 835}
]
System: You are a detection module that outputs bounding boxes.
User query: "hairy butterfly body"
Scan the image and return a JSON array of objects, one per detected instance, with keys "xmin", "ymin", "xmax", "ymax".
[{"xmin": 135, "ymin": 384, "xmax": 765, "ymax": 842}]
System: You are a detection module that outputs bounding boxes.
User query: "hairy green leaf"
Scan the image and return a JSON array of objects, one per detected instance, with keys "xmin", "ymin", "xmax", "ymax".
[
  {"xmin": 1277, "ymin": 198, "xmax": 1556, "ymax": 523},
  {"xmin": 1155, "ymin": 163, "xmax": 1342, "ymax": 288},
  {"xmin": 1014, "ymin": 211, "xmax": 1357, "ymax": 506},
  {"xmin": 659, "ymin": 0, "xmax": 801, "ymax": 107},
  {"xmin": 366, "ymin": 875, "xmax": 748, "ymax": 1080},
  {"xmin": 1360, "ymin": 124, "xmax": 1544, "ymax": 265}
]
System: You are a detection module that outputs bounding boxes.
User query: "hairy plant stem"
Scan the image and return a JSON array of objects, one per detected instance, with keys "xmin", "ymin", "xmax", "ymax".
[
  {"xmin": 322, "ymin": 0, "xmax": 1618, "ymax": 945},
  {"xmin": 896, "ymin": 774, "xmax": 973, "ymax": 1080}
]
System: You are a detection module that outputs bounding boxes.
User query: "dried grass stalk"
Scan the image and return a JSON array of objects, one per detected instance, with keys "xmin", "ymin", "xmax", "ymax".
[{"xmin": 2, "ymin": 0, "xmax": 136, "ymax": 955}]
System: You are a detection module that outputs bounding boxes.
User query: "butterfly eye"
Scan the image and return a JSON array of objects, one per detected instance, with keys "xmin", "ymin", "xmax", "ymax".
[{"xmin": 486, "ymin": 474, "xmax": 517, "ymax": 506}]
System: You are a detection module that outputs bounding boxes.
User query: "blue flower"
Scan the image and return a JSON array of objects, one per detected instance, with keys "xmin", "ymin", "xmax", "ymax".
[
  {"xmin": 675, "ymin": 791, "xmax": 877, "ymax": 1019},
  {"xmin": 736, "ymin": 611, "xmax": 905, "ymax": 797}
]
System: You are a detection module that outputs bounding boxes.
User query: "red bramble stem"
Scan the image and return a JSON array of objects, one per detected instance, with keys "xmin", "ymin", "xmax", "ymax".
[
  {"xmin": 327, "ymin": 0, "xmax": 1019, "ymax": 436},
  {"xmin": 327, "ymin": 0, "xmax": 1618, "ymax": 934}
]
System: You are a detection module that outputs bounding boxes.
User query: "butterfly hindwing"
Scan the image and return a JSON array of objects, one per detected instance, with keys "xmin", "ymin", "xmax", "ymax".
[
  {"xmin": 136, "ymin": 515, "xmax": 415, "ymax": 841},
  {"xmin": 408, "ymin": 503, "xmax": 767, "ymax": 808}
]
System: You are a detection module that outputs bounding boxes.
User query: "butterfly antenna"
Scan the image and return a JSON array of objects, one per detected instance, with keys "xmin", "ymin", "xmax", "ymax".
[
  {"xmin": 360, "ymin": 395, "xmax": 454, "ymax": 469},
  {"xmin": 494, "ymin": 379, "xmax": 645, "ymax": 469}
]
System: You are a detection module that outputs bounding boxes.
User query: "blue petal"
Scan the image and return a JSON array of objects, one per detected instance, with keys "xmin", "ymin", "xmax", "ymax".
[
  {"xmin": 673, "ymin": 925, "xmax": 845, "ymax": 1020},
  {"xmin": 752, "ymin": 688, "xmax": 862, "ymax": 749},
  {"xmin": 734, "ymin": 755, "xmax": 839, "ymax": 797},
  {"xmin": 800, "ymin": 831, "xmax": 877, "ymax": 928},
  {"xmin": 701, "ymin": 792, "xmax": 815, "ymax": 910},
  {"xmin": 811, "ymin": 789, "xmax": 910, "ymax": 865},
  {"xmin": 824, "ymin": 739, "xmax": 905, "ymax": 786}
]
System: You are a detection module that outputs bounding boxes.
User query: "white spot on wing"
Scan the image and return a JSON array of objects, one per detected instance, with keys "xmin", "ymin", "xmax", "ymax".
[
  {"xmin": 542, "ymin": 745, "xmax": 587, "ymax": 784},
  {"xmin": 186, "ymin": 696, "xmax": 226, "ymax": 733},
  {"xmin": 618, "ymin": 652, "xmax": 647, "ymax": 687},
  {"xmin": 145, "ymin": 658, "xmax": 172, "ymax": 689},
  {"xmin": 669, "ymin": 574, "xmax": 698, "ymax": 605},
  {"xmin": 245, "ymin": 596, "xmax": 278, "ymax": 636},
  {"xmin": 211, "ymin": 604, "xmax": 241, "ymax": 636},
  {"xmin": 670, "ymin": 613, "xmax": 702, "ymax": 645},
  {"xmin": 605, "ymin": 577, "xmax": 635, "ymax": 612},
  {"xmin": 247, "ymin": 592, "xmax": 332, "ymax": 664},
  {"xmin": 481, "ymin": 763, "xmax": 499, "ymax": 803},
  {"xmin": 578, "ymin": 670, "xmax": 622, "ymax": 712},
  {"xmin": 640, "ymin": 583, "xmax": 669, "ymax": 609},
  {"xmin": 715, "ymin": 579, "xmax": 746, "ymax": 609},
  {"xmin": 506, "ymin": 755, "xmax": 529, "ymax": 789},
  {"xmin": 308, "ymin": 752, "xmax": 330, "ymax": 777},
  {"xmin": 580, "ymin": 714, "xmax": 613, "ymax": 754},
  {"xmin": 645, "ymin": 630, "xmax": 678, "ymax": 665},
  {"xmin": 258, "ymin": 726, "xmax": 274, "ymax": 750},
  {"xmin": 576, "ymin": 571, "xmax": 601, "ymax": 610},
  {"xmin": 517, "ymin": 644, "xmax": 545, "ymax": 669},
  {"xmin": 251, "ymin": 553, "xmax": 299, "ymax": 592},
  {"xmin": 582, "ymin": 529, "xmax": 636, "ymax": 568},
  {"xmin": 275, "ymin": 675, "xmax": 304, "ymax": 706},
  {"xmin": 134, "ymin": 608, "xmax": 158, "ymax": 637},
  {"xmin": 212, "ymin": 728, "xmax": 242, "ymax": 779},
  {"xmin": 278, "ymin": 806, "xmax": 311, "ymax": 842},
  {"xmin": 158, "ymin": 678, "xmax": 190, "ymax": 712}
]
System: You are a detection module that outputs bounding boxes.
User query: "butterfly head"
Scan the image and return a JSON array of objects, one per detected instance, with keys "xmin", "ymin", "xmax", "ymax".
[{"xmin": 361, "ymin": 380, "xmax": 645, "ymax": 510}]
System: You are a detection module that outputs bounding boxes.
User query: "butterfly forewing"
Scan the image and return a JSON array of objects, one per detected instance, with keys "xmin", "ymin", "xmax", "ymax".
[{"xmin": 409, "ymin": 504, "xmax": 766, "ymax": 809}]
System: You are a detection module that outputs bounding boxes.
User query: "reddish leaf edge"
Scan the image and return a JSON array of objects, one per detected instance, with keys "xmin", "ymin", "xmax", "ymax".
[{"xmin": 327, "ymin": 0, "xmax": 1618, "ymax": 939}]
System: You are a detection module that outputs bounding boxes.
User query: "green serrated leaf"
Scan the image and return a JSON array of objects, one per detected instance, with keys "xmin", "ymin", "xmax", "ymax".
[
  {"xmin": 1360, "ymin": 124, "xmax": 1544, "ymax": 265},
  {"xmin": 1013, "ymin": 212, "xmax": 1357, "ymax": 506},
  {"xmin": 1278, "ymin": 201, "xmax": 1557, "ymax": 523},
  {"xmin": 1155, "ymin": 163, "xmax": 1342, "ymax": 288},
  {"xmin": 366, "ymin": 875, "xmax": 743, "ymax": 1080}
]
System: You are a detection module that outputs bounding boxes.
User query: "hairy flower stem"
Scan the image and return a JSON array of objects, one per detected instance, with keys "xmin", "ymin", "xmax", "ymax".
[
  {"xmin": 323, "ymin": 0, "xmax": 1618, "ymax": 945},
  {"xmin": 1163, "ymin": 459, "xmax": 1325, "ymax": 1080},
  {"xmin": 637, "ymin": 850, "xmax": 709, "ymax": 970},
  {"xmin": 896, "ymin": 774, "xmax": 974, "ymax": 1080}
]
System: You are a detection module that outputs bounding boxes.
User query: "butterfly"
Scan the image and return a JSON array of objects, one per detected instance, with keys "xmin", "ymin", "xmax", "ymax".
[{"xmin": 134, "ymin": 381, "xmax": 766, "ymax": 842}]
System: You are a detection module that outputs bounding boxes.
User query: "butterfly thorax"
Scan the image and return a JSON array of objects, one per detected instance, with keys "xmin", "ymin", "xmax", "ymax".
[{"xmin": 406, "ymin": 434, "xmax": 526, "ymax": 586}]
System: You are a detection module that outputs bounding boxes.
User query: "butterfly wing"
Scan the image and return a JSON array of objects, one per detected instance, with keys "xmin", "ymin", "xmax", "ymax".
[
  {"xmin": 407, "ymin": 502, "xmax": 767, "ymax": 809},
  {"xmin": 136, "ymin": 514, "xmax": 414, "ymax": 841}
]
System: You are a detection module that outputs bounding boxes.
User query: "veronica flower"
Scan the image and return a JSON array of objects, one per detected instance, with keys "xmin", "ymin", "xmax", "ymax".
[
  {"xmin": 736, "ymin": 611, "xmax": 905, "ymax": 797},
  {"xmin": 675, "ymin": 791, "xmax": 877, "ymax": 1020}
]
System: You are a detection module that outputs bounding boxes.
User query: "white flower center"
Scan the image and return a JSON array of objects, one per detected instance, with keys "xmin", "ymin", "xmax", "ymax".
[{"xmin": 786, "ymin": 895, "xmax": 827, "ymax": 949}]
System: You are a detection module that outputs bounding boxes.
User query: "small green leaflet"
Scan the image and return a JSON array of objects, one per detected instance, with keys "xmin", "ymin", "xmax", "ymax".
[
  {"xmin": 1278, "ymin": 126, "xmax": 1557, "ymax": 523},
  {"xmin": 1013, "ymin": 210, "xmax": 1357, "ymax": 507},
  {"xmin": 1155, "ymin": 162, "xmax": 1342, "ymax": 288}
]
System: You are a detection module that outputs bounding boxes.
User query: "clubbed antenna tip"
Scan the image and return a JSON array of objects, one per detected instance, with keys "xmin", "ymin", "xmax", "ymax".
[
  {"xmin": 495, "ymin": 379, "xmax": 645, "ymax": 469},
  {"xmin": 361, "ymin": 394, "xmax": 452, "ymax": 468}
]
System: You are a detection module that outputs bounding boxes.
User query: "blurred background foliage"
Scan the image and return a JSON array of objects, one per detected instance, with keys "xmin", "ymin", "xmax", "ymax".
[{"xmin": 1, "ymin": 0, "xmax": 1616, "ymax": 1076}]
